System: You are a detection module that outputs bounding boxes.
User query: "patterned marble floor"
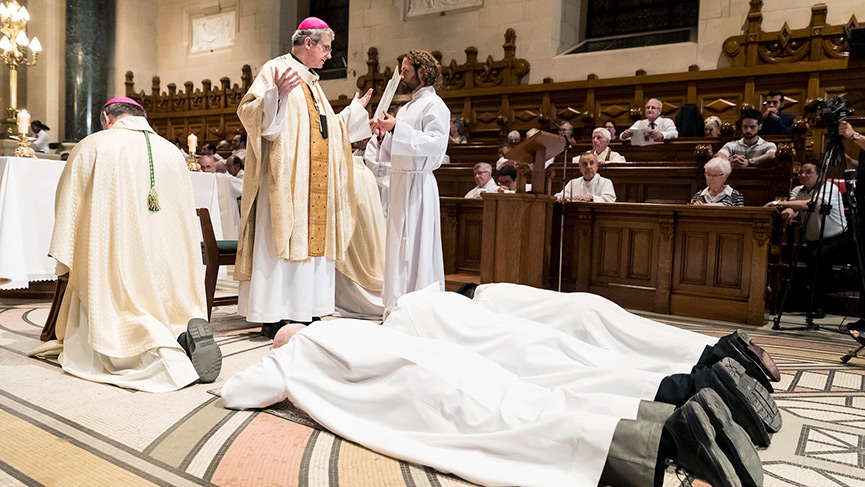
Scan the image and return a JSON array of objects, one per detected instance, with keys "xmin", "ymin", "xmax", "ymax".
[{"xmin": 1, "ymin": 282, "xmax": 864, "ymax": 487}]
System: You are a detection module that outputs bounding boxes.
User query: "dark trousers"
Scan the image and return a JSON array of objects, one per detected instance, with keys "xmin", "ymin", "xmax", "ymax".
[{"xmin": 804, "ymin": 232, "xmax": 852, "ymax": 309}]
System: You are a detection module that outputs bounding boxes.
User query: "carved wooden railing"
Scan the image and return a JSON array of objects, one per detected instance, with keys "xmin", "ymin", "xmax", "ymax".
[
  {"xmin": 124, "ymin": 65, "xmax": 253, "ymax": 144},
  {"xmin": 355, "ymin": 28, "xmax": 530, "ymax": 96},
  {"xmin": 723, "ymin": 2, "xmax": 859, "ymax": 68}
]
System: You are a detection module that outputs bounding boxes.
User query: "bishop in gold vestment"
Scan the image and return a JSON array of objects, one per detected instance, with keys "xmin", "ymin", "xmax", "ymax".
[{"xmin": 236, "ymin": 17, "xmax": 372, "ymax": 334}]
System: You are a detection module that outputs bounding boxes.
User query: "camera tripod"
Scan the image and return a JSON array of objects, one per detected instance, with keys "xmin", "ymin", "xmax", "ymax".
[{"xmin": 772, "ymin": 130, "xmax": 865, "ymax": 333}]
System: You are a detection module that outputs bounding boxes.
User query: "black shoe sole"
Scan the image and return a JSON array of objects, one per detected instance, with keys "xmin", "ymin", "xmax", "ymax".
[
  {"xmin": 694, "ymin": 389, "xmax": 763, "ymax": 487},
  {"xmin": 713, "ymin": 358, "xmax": 782, "ymax": 440},
  {"xmin": 727, "ymin": 339, "xmax": 774, "ymax": 393},
  {"xmin": 261, "ymin": 321, "xmax": 286, "ymax": 339},
  {"xmin": 674, "ymin": 402, "xmax": 743, "ymax": 487},
  {"xmin": 187, "ymin": 318, "xmax": 222, "ymax": 383},
  {"xmin": 731, "ymin": 330, "xmax": 781, "ymax": 382}
]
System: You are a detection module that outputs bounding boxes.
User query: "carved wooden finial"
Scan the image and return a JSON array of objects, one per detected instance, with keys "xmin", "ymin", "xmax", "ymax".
[
  {"xmin": 748, "ymin": 0, "xmax": 762, "ymax": 15},
  {"xmin": 151, "ymin": 76, "xmax": 161, "ymax": 96}
]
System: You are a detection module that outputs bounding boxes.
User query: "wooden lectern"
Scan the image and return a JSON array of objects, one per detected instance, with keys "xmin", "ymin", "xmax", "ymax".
[{"xmin": 480, "ymin": 131, "xmax": 566, "ymax": 287}]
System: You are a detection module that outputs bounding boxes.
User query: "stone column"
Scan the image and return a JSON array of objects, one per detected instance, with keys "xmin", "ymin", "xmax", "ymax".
[{"xmin": 65, "ymin": 0, "xmax": 114, "ymax": 141}]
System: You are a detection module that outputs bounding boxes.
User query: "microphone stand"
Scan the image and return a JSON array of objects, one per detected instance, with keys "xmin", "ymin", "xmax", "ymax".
[{"xmin": 557, "ymin": 135, "xmax": 571, "ymax": 292}]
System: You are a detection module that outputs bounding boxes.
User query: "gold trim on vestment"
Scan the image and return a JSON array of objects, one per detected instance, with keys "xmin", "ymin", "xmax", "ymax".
[{"xmin": 302, "ymin": 82, "xmax": 329, "ymax": 257}]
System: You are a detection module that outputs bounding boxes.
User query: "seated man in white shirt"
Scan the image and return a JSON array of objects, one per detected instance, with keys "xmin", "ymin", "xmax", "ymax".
[
  {"xmin": 620, "ymin": 98, "xmax": 678, "ymax": 142},
  {"xmin": 767, "ymin": 161, "xmax": 850, "ymax": 317},
  {"xmin": 586, "ymin": 127, "xmax": 625, "ymax": 165},
  {"xmin": 464, "ymin": 162, "xmax": 498, "ymax": 198},
  {"xmin": 556, "ymin": 152, "xmax": 617, "ymax": 202},
  {"xmin": 715, "ymin": 109, "xmax": 777, "ymax": 169}
]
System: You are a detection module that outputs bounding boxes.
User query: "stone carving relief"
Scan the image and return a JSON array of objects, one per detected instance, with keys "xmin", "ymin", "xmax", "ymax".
[
  {"xmin": 191, "ymin": 11, "xmax": 236, "ymax": 53},
  {"xmin": 406, "ymin": 0, "xmax": 483, "ymax": 19}
]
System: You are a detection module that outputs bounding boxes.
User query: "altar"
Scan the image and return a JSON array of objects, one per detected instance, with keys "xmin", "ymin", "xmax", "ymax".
[{"xmin": 0, "ymin": 157, "xmax": 237, "ymax": 290}]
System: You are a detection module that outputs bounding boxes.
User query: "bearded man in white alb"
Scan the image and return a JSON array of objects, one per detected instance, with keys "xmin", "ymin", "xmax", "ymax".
[
  {"xmin": 49, "ymin": 97, "xmax": 221, "ymax": 392},
  {"xmin": 371, "ymin": 50, "xmax": 449, "ymax": 310},
  {"xmin": 235, "ymin": 17, "xmax": 373, "ymax": 338}
]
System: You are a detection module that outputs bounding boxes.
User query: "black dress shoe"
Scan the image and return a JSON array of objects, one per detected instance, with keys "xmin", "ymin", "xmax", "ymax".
[
  {"xmin": 693, "ymin": 389, "xmax": 763, "ymax": 487},
  {"xmin": 664, "ymin": 400, "xmax": 743, "ymax": 487},
  {"xmin": 725, "ymin": 339, "xmax": 774, "ymax": 393},
  {"xmin": 709, "ymin": 358, "xmax": 781, "ymax": 447},
  {"xmin": 847, "ymin": 319, "xmax": 865, "ymax": 332},
  {"xmin": 455, "ymin": 282, "xmax": 479, "ymax": 299},
  {"xmin": 261, "ymin": 320, "xmax": 287, "ymax": 339},
  {"xmin": 185, "ymin": 318, "xmax": 222, "ymax": 383}
]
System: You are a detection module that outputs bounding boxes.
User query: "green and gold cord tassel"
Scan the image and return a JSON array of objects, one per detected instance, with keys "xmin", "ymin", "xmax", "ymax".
[{"xmin": 144, "ymin": 131, "xmax": 160, "ymax": 212}]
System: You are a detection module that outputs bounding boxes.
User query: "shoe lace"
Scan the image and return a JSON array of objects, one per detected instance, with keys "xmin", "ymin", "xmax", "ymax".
[{"xmin": 672, "ymin": 462, "xmax": 695, "ymax": 487}]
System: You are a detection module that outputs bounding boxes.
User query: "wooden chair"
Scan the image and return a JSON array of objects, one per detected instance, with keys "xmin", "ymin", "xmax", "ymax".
[
  {"xmin": 197, "ymin": 208, "xmax": 238, "ymax": 320},
  {"xmin": 40, "ymin": 273, "xmax": 68, "ymax": 341}
]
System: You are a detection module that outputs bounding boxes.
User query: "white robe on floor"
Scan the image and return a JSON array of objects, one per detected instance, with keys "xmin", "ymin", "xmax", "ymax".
[
  {"xmin": 383, "ymin": 284, "xmax": 673, "ymax": 406},
  {"xmin": 221, "ymin": 319, "xmax": 620, "ymax": 487},
  {"xmin": 237, "ymin": 78, "xmax": 370, "ymax": 323},
  {"xmin": 471, "ymin": 283, "xmax": 717, "ymax": 370},
  {"xmin": 377, "ymin": 86, "xmax": 448, "ymax": 308}
]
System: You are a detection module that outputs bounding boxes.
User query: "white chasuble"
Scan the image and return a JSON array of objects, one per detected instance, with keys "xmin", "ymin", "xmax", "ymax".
[
  {"xmin": 472, "ymin": 283, "xmax": 717, "ymax": 371},
  {"xmin": 50, "ymin": 116, "xmax": 205, "ymax": 392},
  {"xmin": 377, "ymin": 86, "xmax": 449, "ymax": 309},
  {"xmin": 221, "ymin": 319, "xmax": 618, "ymax": 487},
  {"xmin": 236, "ymin": 54, "xmax": 370, "ymax": 322}
]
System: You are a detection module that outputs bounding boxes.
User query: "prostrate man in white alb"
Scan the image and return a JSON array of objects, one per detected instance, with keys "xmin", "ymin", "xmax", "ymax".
[
  {"xmin": 236, "ymin": 16, "xmax": 373, "ymax": 338},
  {"xmin": 715, "ymin": 109, "xmax": 777, "ymax": 169},
  {"xmin": 48, "ymin": 97, "xmax": 221, "ymax": 392},
  {"xmin": 464, "ymin": 162, "xmax": 498, "ymax": 198},
  {"xmin": 587, "ymin": 126, "xmax": 625, "ymax": 164},
  {"xmin": 556, "ymin": 152, "xmax": 617, "ymax": 202},
  {"xmin": 620, "ymin": 98, "xmax": 678, "ymax": 142},
  {"xmin": 222, "ymin": 314, "xmax": 762, "ymax": 487},
  {"xmin": 371, "ymin": 49, "xmax": 449, "ymax": 310}
]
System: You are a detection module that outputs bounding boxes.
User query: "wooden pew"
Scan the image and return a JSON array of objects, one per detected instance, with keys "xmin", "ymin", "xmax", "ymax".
[
  {"xmin": 548, "ymin": 202, "xmax": 774, "ymax": 325},
  {"xmin": 439, "ymin": 195, "xmax": 774, "ymax": 325}
]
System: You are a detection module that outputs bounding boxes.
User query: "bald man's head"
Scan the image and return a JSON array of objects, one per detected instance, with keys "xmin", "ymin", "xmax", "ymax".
[{"xmin": 272, "ymin": 323, "xmax": 308, "ymax": 348}]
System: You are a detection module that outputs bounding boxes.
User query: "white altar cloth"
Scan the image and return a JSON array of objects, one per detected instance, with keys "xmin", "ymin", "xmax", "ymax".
[{"xmin": 0, "ymin": 157, "xmax": 227, "ymax": 290}]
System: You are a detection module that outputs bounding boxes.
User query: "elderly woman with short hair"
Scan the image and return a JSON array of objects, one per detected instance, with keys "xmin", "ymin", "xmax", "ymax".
[
  {"xmin": 690, "ymin": 157, "xmax": 744, "ymax": 206},
  {"xmin": 704, "ymin": 116, "xmax": 722, "ymax": 137}
]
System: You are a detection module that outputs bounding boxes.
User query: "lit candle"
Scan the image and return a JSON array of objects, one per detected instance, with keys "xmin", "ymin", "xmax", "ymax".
[
  {"xmin": 187, "ymin": 133, "xmax": 197, "ymax": 153},
  {"xmin": 16, "ymin": 109, "xmax": 29, "ymax": 135}
]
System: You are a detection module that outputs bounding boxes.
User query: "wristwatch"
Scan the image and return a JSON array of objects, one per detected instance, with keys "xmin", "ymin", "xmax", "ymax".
[
  {"xmin": 853, "ymin": 133, "xmax": 862, "ymax": 140},
  {"xmin": 748, "ymin": 158, "xmax": 754, "ymax": 166}
]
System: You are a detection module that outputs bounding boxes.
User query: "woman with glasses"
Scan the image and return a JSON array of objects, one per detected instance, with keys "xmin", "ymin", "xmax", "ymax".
[{"xmin": 690, "ymin": 157, "xmax": 744, "ymax": 206}]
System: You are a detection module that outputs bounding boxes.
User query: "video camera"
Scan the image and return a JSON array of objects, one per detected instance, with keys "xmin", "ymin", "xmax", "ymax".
[{"xmin": 805, "ymin": 96, "xmax": 853, "ymax": 134}]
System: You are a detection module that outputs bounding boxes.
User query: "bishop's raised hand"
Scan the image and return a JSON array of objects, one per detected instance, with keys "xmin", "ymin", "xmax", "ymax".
[{"xmin": 274, "ymin": 67, "xmax": 302, "ymax": 99}]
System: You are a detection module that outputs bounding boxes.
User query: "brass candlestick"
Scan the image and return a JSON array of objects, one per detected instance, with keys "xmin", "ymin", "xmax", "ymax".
[
  {"xmin": 187, "ymin": 151, "xmax": 201, "ymax": 171},
  {"xmin": 0, "ymin": 2, "xmax": 41, "ymax": 135},
  {"xmin": 13, "ymin": 131, "xmax": 34, "ymax": 157}
]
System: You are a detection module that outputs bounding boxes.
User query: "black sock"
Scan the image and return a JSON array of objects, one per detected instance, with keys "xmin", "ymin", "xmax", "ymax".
[{"xmin": 654, "ymin": 428, "xmax": 677, "ymax": 486}]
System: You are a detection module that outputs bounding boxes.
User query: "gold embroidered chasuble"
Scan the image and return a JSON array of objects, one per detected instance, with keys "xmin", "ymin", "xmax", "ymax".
[{"xmin": 236, "ymin": 55, "xmax": 358, "ymax": 281}]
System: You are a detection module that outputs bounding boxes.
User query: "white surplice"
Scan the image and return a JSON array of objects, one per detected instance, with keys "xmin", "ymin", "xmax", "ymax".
[
  {"xmin": 50, "ymin": 116, "xmax": 205, "ymax": 392},
  {"xmin": 383, "ymin": 284, "xmax": 672, "ymax": 405},
  {"xmin": 214, "ymin": 173, "xmax": 243, "ymax": 241},
  {"xmin": 471, "ymin": 283, "xmax": 716, "ymax": 369},
  {"xmin": 377, "ymin": 86, "xmax": 448, "ymax": 308},
  {"xmin": 221, "ymin": 319, "xmax": 620, "ymax": 487},
  {"xmin": 237, "ymin": 57, "xmax": 370, "ymax": 323}
]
